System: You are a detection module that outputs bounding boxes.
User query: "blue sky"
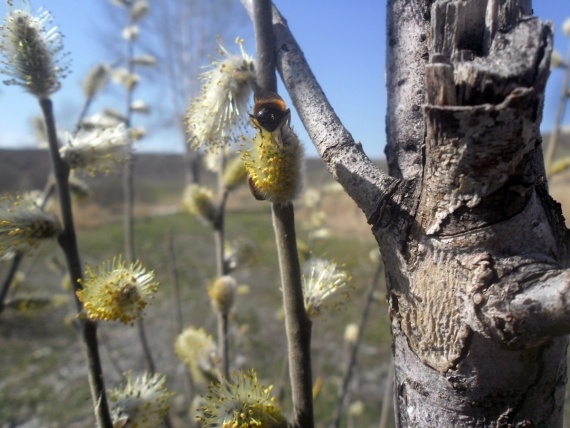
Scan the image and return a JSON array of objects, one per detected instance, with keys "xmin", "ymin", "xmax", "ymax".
[{"xmin": 0, "ymin": 0, "xmax": 568, "ymax": 159}]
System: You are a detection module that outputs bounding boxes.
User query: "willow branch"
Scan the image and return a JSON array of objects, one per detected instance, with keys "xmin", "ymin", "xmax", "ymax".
[
  {"xmin": 252, "ymin": 1, "xmax": 314, "ymax": 427},
  {"xmin": 241, "ymin": 0, "xmax": 403, "ymax": 229},
  {"xmin": 0, "ymin": 251, "xmax": 23, "ymax": 317},
  {"xmin": 40, "ymin": 98, "xmax": 113, "ymax": 428},
  {"xmin": 478, "ymin": 267, "xmax": 570, "ymax": 347},
  {"xmin": 270, "ymin": 203, "xmax": 314, "ymax": 428},
  {"xmin": 122, "ymin": 5, "xmax": 156, "ymax": 375},
  {"xmin": 165, "ymin": 230, "xmax": 196, "ymax": 411}
]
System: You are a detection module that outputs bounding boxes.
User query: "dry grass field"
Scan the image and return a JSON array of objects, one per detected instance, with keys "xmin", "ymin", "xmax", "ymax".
[
  {"xmin": 2, "ymin": 145, "xmax": 570, "ymax": 427},
  {"xmin": 0, "ymin": 150, "xmax": 390, "ymax": 427}
]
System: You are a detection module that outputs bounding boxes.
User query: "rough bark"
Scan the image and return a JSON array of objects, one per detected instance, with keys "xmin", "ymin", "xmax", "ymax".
[{"xmin": 242, "ymin": 0, "xmax": 570, "ymax": 426}]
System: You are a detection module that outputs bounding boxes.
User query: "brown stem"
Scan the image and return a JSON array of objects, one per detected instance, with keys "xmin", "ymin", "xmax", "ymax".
[
  {"xmin": 165, "ymin": 229, "xmax": 196, "ymax": 406},
  {"xmin": 166, "ymin": 229, "xmax": 184, "ymax": 334},
  {"xmin": 73, "ymin": 94, "xmax": 95, "ymax": 136},
  {"xmin": 252, "ymin": 1, "xmax": 314, "ymax": 426},
  {"xmin": 122, "ymin": 6, "xmax": 156, "ymax": 375},
  {"xmin": 40, "ymin": 97, "xmax": 113, "ymax": 428},
  {"xmin": 213, "ymin": 151, "xmax": 231, "ymax": 377},
  {"xmin": 217, "ymin": 313, "xmax": 230, "ymax": 380},
  {"xmin": 271, "ymin": 203, "xmax": 314, "ymax": 428},
  {"xmin": 0, "ymin": 251, "xmax": 23, "ymax": 317}
]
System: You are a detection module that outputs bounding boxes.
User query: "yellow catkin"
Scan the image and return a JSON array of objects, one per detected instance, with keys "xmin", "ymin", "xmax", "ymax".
[{"xmin": 243, "ymin": 125, "xmax": 303, "ymax": 204}]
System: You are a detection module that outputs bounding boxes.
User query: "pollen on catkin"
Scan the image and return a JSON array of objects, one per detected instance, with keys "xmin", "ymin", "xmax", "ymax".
[
  {"xmin": 197, "ymin": 369, "xmax": 288, "ymax": 428},
  {"xmin": 185, "ymin": 37, "xmax": 256, "ymax": 152},
  {"xmin": 0, "ymin": 3, "xmax": 68, "ymax": 98},
  {"xmin": 242, "ymin": 124, "xmax": 304, "ymax": 204},
  {"xmin": 0, "ymin": 193, "xmax": 59, "ymax": 258},
  {"xmin": 109, "ymin": 372, "xmax": 174, "ymax": 428},
  {"xmin": 76, "ymin": 256, "xmax": 158, "ymax": 324}
]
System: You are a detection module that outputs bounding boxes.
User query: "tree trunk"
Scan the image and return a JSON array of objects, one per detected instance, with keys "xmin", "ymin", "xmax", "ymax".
[
  {"xmin": 244, "ymin": 0, "xmax": 570, "ymax": 425},
  {"xmin": 384, "ymin": 1, "xmax": 569, "ymax": 425}
]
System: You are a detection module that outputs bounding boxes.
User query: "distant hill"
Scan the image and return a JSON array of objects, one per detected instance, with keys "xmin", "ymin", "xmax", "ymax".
[
  {"xmin": 0, "ymin": 148, "xmax": 388, "ymax": 206},
  {"xmin": 0, "ymin": 149, "xmax": 190, "ymax": 207}
]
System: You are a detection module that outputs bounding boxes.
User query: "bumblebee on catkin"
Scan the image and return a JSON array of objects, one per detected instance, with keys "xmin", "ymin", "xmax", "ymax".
[{"xmin": 242, "ymin": 90, "xmax": 303, "ymax": 204}]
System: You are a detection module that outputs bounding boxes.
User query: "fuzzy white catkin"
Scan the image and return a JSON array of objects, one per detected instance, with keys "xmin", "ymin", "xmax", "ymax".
[{"xmin": 0, "ymin": 6, "xmax": 68, "ymax": 98}]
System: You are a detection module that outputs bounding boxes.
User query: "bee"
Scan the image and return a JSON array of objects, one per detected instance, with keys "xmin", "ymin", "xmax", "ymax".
[
  {"xmin": 250, "ymin": 89, "xmax": 291, "ymax": 133},
  {"xmin": 245, "ymin": 89, "xmax": 303, "ymax": 203}
]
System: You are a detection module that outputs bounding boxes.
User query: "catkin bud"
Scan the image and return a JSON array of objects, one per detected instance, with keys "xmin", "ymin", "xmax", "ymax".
[
  {"xmin": 130, "ymin": 0, "xmax": 149, "ymax": 22},
  {"xmin": 222, "ymin": 156, "xmax": 248, "ymax": 191},
  {"xmin": 122, "ymin": 24, "xmax": 139, "ymax": 41},
  {"xmin": 130, "ymin": 99, "xmax": 150, "ymax": 114},
  {"xmin": 208, "ymin": 275, "xmax": 237, "ymax": 315},
  {"xmin": 82, "ymin": 64, "xmax": 108, "ymax": 99},
  {"xmin": 344, "ymin": 323, "xmax": 359, "ymax": 345},
  {"xmin": 182, "ymin": 184, "xmax": 217, "ymax": 224},
  {"xmin": 131, "ymin": 54, "xmax": 157, "ymax": 67}
]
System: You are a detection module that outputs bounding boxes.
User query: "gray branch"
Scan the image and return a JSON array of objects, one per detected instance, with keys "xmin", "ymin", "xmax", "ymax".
[{"xmin": 241, "ymin": 0, "xmax": 402, "ymax": 224}]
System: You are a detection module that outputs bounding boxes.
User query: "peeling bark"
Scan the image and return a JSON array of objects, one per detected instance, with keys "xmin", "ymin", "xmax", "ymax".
[
  {"xmin": 242, "ymin": 0, "xmax": 570, "ymax": 425},
  {"xmin": 385, "ymin": 0, "xmax": 570, "ymax": 426}
]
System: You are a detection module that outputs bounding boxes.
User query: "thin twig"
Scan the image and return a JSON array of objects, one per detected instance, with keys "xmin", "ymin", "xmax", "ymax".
[
  {"xmin": 166, "ymin": 229, "xmax": 184, "ymax": 334},
  {"xmin": 252, "ymin": 1, "xmax": 314, "ymax": 426},
  {"xmin": 40, "ymin": 97, "xmax": 113, "ymax": 428},
  {"xmin": 73, "ymin": 93, "xmax": 96, "ymax": 136},
  {"xmin": 271, "ymin": 203, "xmax": 314, "ymax": 428},
  {"xmin": 332, "ymin": 260, "xmax": 383, "ymax": 428},
  {"xmin": 165, "ymin": 229, "xmax": 196, "ymax": 407},
  {"xmin": 0, "ymin": 251, "xmax": 23, "ymax": 317},
  {"xmin": 98, "ymin": 327, "xmax": 126, "ymax": 378},
  {"xmin": 121, "ymin": 4, "xmax": 156, "ymax": 375},
  {"xmin": 217, "ymin": 312, "xmax": 230, "ymax": 380},
  {"xmin": 213, "ymin": 160, "xmax": 231, "ymax": 377}
]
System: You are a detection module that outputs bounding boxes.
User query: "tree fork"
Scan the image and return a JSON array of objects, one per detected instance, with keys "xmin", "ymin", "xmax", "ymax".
[{"xmin": 243, "ymin": 0, "xmax": 570, "ymax": 425}]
